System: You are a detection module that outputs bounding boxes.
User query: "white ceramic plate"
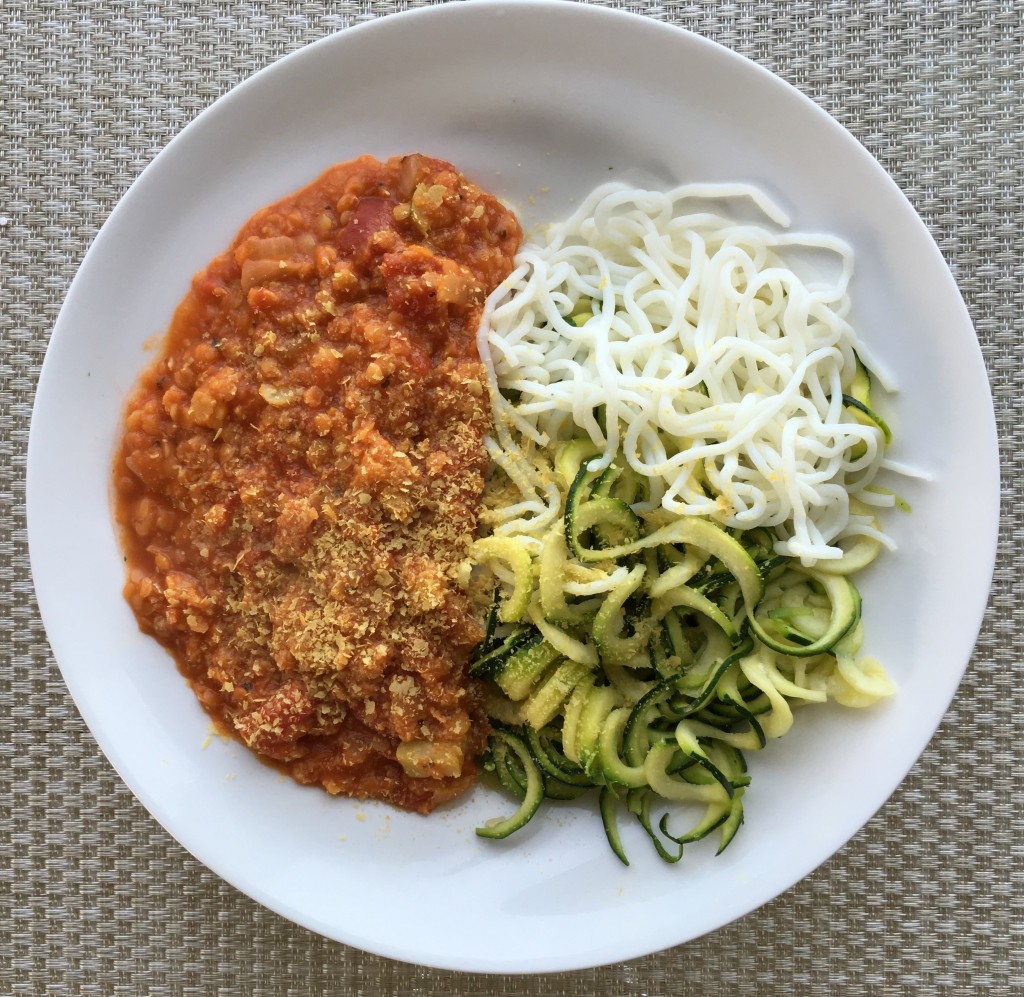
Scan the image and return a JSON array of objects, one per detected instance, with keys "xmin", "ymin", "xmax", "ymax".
[{"xmin": 28, "ymin": 0, "xmax": 998, "ymax": 973}]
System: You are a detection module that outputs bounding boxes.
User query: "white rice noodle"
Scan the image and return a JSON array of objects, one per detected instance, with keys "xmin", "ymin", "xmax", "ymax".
[{"xmin": 477, "ymin": 182, "xmax": 896, "ymax": 565}]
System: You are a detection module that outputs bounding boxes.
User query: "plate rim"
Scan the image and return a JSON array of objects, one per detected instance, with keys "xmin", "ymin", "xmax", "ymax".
[{"xmin": 26, "ymin": 0, "xmax": 1000, "ymax": 973}]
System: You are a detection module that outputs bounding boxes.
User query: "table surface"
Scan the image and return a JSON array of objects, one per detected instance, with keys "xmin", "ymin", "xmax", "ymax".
[{"xmin": 3, "ymin": 1, "xmax": 1022, "ymax": 993}]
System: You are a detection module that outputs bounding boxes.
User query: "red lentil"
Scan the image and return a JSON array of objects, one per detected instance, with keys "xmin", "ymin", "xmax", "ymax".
[{"xmin": 114, "ymin": 154, "xmax": 521, "ymax": 813}]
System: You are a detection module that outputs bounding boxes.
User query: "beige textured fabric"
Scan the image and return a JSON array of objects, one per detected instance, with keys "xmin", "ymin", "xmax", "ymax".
[{"xmin": 3, "ymin": 1, "xmax": 1022, "ymax": 993}]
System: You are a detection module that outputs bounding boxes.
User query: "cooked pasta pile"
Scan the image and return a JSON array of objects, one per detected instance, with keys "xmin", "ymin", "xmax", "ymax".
[{"xmin": 478, "ymin": 182, "xmax": 895, "ymax": 564}]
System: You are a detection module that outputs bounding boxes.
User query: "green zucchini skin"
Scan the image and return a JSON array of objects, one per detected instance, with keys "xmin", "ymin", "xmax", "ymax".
[
  {"xmin": 474, "ymin": 438, "xmax": 890, "ymax": 865},
  {"xmin": 493, "ymin": 638, "xmax": 561, "ymax": 701},
  {"xmin": 477, "ymin": 730, "xmax": 546, "ymax": 840},
  {"xmin": 469, "ymin": 626, "xmax": 538, "ymax": 679}
]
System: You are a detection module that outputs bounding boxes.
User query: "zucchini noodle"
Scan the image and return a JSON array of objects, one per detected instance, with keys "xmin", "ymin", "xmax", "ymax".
[
  {"xmin": 469, "ymin": 183, "xmax": 902, "ymax": 864},
  {"xmin": 470, "ymin": 444, "xmax": 896, "ymax": 863}
]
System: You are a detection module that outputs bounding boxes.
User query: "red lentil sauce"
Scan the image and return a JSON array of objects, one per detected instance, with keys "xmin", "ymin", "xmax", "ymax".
[{"xmin": 114, "ymin": 154, "xmax": 521, "ymax": 813}]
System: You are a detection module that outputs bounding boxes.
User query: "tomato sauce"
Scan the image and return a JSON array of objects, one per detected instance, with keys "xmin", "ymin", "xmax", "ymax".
[{"xmin": 114, "ymin": 154, "xmax": 521, "ymax": 813}]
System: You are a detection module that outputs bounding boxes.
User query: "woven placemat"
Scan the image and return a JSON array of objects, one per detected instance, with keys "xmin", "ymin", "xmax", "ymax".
[{"xmin": 3, "ymin": 1, "xmax": 1022, "ymax": 993}]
